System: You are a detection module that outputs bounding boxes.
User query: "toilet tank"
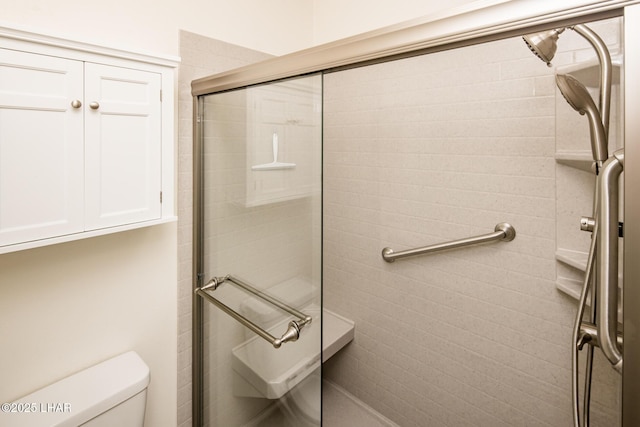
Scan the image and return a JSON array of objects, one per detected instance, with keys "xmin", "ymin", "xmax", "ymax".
[{"xmin": 0, "ymin": 351, "xmax": 149, "ymax": 427}]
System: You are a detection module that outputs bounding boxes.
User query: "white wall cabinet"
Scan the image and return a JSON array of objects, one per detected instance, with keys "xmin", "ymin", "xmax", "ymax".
[{"xmin": 0, "ymin": 25, "xmax": 178, "ymax": 253}]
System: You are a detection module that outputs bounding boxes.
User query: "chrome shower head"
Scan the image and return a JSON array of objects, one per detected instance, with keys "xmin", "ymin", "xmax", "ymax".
[
  {"xmin": 556, "ymin": 73, "xmax": 608, "ymax": 162},
  {"xmin": 523, "ymin": 24, "xmax": 612, "ymax": 140},
  {"xmin": 522, "ymin": 28, "xmax": 565, "ymax": 66}
]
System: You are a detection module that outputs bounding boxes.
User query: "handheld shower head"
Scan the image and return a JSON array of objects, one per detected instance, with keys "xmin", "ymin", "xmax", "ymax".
[
  {"xmin": 523, "ymin": 28, "xmax": 565, "ymax": 66},
  {"xmin": 523, "ymin": 24, "xmax": 612, "ymax": 137},
  {"xmin": 556, "ymin": 73, "xmax": 608, "ymax": 163}
]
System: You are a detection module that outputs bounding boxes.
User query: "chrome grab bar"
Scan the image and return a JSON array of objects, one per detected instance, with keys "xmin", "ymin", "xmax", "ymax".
[
  {"xmin": 381, "ymin": 222, "xmax": 516, "ymax": 263},
  {"xmin": 596, "ymin": 149, "xmax": 624, "ymax": 372},
  {"xmin": 195, "ymin": 274, "xmax": 312, "ymax": 348}
]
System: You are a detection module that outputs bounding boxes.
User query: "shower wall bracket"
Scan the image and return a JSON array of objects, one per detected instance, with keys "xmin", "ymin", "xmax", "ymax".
[
  {"xmin": 381, "ymin": 222, "xmax": 516, "ymax": 263},
  {"xmin": 578, "ymin": 321, "xmax": 623, "ymax": 351},
  {"xmin": 195, "ymin": 274, "xmax": 312, "ymax": 348}
]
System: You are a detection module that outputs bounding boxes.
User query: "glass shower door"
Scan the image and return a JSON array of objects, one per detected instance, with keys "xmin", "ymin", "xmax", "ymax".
[{"xmin": 196, "ymin": 73, "xmax": 323, "ymax": 426}]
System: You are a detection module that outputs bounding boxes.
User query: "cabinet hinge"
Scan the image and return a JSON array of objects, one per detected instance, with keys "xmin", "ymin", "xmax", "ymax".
[
  {"xmin": 160, "ymin": 191, "xmax": 163, "ymax": 203},
  {"xmin": 160, "ymin": 90, "xmax": 163, "ymax": 102}
]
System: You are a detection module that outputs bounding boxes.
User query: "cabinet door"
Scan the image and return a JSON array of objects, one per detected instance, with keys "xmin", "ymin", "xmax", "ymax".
[
  {"xmin": 84, "ymin": 63, "xmax": 162, "ymax": 230},
  {"xmin": 0, "ymin": 48, "xmax": 84, "ymax": 246}
]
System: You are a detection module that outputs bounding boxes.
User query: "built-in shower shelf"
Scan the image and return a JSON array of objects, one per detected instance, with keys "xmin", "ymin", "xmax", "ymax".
[
  {"xmin": 556, "ymin": 250, "xmax": 624, "ymax": 316},
  {"xmin": 556, "ymin": 250, "xmax": 587, "ymax": 302},
  {"xmin": 556, "ymin": 278, "xmax": 623, "ymax": 324},
  {"xmin": 556, "ymin": 249, "xmax": 588, "ymax": 272},
  {"xmin": 556, "ymin": 54, "xmax": 622, "ymax": 88},
  {"xmin": 555, "ymin": 151, "xmax": 594, "ymax": 172},
  {"xmin": 556, "ymin": 277, "xmax": 584, "ymax": 300}
]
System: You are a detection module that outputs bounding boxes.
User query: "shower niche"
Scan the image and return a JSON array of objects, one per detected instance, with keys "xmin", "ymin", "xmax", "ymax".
[
  {"xmin": 244, "ymin": 79, "xmax": 321, "ymax": 207},
  {"xmin": 203, "ymin": 78, "xmax": 320, "ymax": 209}
]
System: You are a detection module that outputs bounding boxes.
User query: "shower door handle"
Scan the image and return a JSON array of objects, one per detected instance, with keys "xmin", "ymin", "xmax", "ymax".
[
  {"xmin": 195, "ymin": 274, "xmax": 312, "ymax": 348},
  {"xmin": 596, "ymin": 149, "xmax": 624, "ymax": 373}
]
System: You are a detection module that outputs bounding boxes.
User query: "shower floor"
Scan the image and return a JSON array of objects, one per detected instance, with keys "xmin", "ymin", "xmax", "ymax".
[
  {"xmin": 245, "ymin": 379, "xmax": 399, "ymax": 427},
  {"xmin": 322, "ymin": 379, "xmax": 400, "ymax": 427}
]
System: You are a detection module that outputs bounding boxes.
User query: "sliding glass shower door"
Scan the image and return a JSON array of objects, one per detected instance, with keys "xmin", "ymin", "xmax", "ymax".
[{"xmin": 194, "ymin": 73, "xmax": 323, "ymax": 426}]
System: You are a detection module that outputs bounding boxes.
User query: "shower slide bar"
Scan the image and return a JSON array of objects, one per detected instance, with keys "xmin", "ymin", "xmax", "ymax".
[
  {"xmin": 381, "ymin": 222, "xmax": 516, "ymax": 263},
  {"xmin": 194, "ymin": 274, "xmax": 312, "ymax": 348},
  {"xmin": 596, "ymin": 149, "xmax": 624, "ymax": 372}
]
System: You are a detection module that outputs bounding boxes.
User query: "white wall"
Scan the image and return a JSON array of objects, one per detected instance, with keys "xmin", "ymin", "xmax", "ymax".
[
  {"xmin": 0, "ymin": 0, "xmax": 492, "ymax": 57},
  {"xmin": 0, "ymin": 225, "xmax": 177, "ymax": 426},
  {"xmin": 0, "ymin": 1, "xmax": 188, "ymax": 426},
  {"xmin": 0, "ymin": 0, "xmax": 313, "ymax": 56},
  {"xmin": 311, "ymin": 0, "xmax": 479, "ymax": 45}
]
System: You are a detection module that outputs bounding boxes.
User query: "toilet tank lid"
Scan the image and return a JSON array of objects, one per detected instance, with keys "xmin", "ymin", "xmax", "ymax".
[{"xmin": 2, "ymin": 351, "xmax": 149, "ymax": 427}]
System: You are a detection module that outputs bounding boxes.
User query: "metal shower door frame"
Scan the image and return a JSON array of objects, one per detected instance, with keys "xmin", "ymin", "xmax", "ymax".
[
  {"xmin": 622, "ymin": 4, "xmax": 640, "ymax": 425},
  {"xmin": 192, "ymin": 1, "xmax": 640, "ymax": 425},
  {"xmin": 192, "ymin": 95, "xmax": 205, "ymax": 427}
]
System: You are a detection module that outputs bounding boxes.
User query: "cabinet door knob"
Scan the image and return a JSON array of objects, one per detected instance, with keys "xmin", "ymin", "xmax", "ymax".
[
  {"xmin": 89, "ymin": 102, "xmax": 100, "ymax": 110},
  {"xmin": 71, "ymin": 100, "xmax": 82, "ymax": 108}
]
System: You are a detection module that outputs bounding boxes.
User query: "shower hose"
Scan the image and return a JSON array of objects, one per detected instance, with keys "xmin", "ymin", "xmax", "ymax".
[{"xmin": 572, "ymin": 216, "xmax": 598, "ymax": 427}]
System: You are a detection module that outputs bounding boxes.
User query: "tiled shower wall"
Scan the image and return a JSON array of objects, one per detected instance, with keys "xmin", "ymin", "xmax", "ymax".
[{"xmin": 322, "ymin": 18, "xmax": 621, "ymax": 427}]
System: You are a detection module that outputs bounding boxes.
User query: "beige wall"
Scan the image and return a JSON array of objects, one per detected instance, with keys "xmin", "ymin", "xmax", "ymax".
[
  {"xmin": 0, "ymin": 0, "xmax": 481, "ymax": 56},
  {"xmin": 0, "ymin": 2, "xmax": 185, "ymax": 426},
  {"xmin": 0, "ymin": 224, "xmax": 177, "ymax": 426},
  {"xmin": 0, "ymin": 0, "xmax": 313, "ymax": 56},
  {"xmin": 311, "ymin": 0, "xmax": 478, "ymax": 45}
]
